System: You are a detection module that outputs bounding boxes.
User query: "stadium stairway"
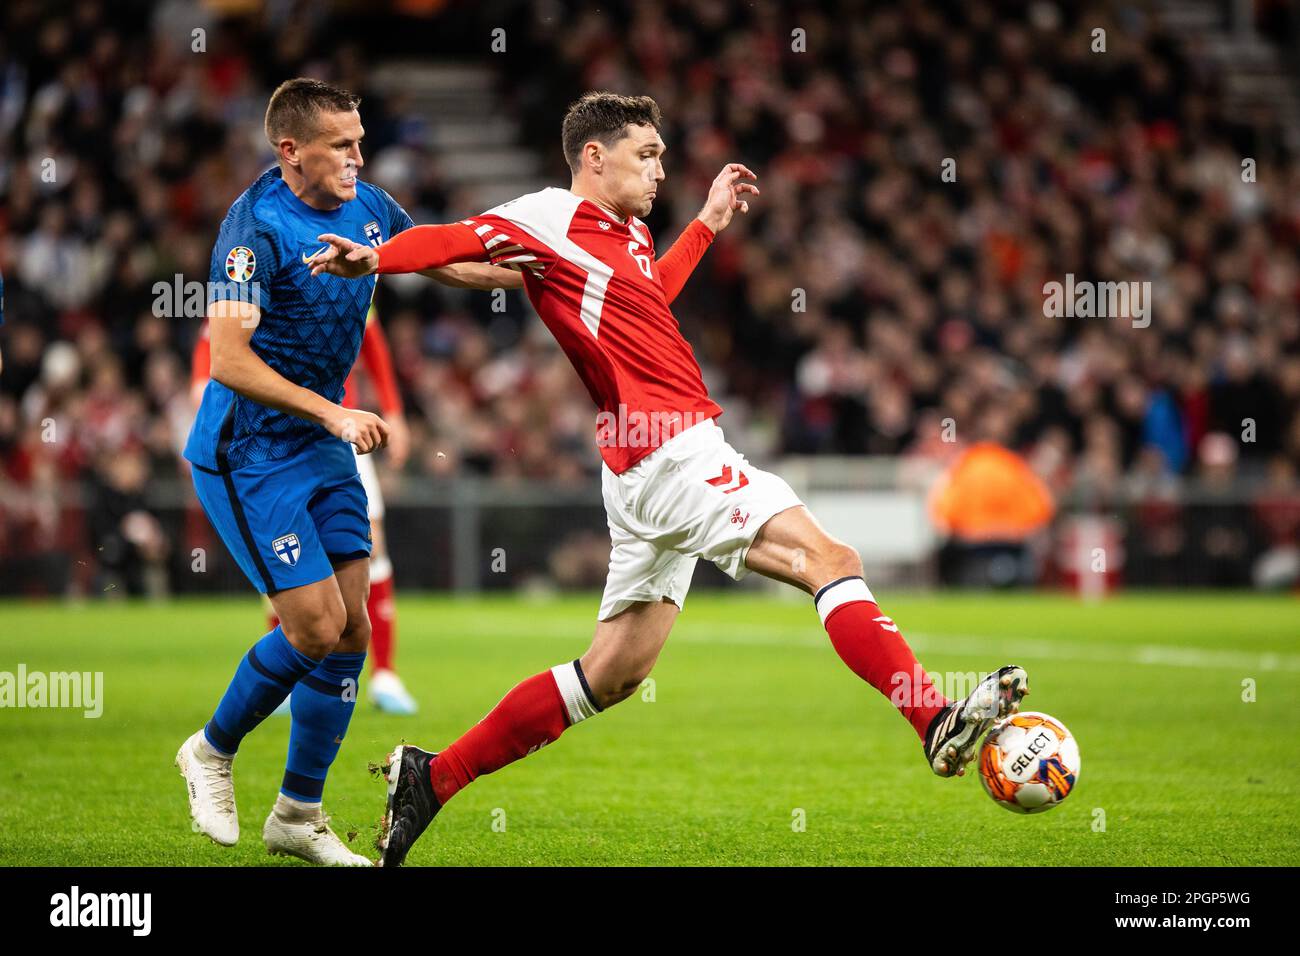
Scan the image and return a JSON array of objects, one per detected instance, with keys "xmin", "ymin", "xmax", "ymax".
[
  {"xmin": 1156, "ymin": 0, "xmax": 1300, "ymax": 151},
  {"xmin": 370, "ymin": 62, "xmax": 548, "ymax": 211}
]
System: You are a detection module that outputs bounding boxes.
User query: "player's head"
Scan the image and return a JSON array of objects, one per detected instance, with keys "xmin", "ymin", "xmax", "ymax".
[
  {"xmin": 265, "ymin": 78, "xmax": 364, "ymax": 209},
  {"xmin": 562, "ymin": 92, "xmax": 664, "ymax": 219}
]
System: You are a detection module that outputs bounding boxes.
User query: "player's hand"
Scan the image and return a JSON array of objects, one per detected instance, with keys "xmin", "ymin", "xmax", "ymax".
[
  {"xmin": 326, "ymin": 406, "xmax": 390, "ymax": 454},
  {"xmin": 308, "ymin": 234, "xmax": 379, "ymax": 279},
  {"xmin": 697, "ymin": 163, "xmax": 759, "ymax": 234},
  {"xmin": 385, "ymin": 414, "xmax": 411, "ymax": 469}
]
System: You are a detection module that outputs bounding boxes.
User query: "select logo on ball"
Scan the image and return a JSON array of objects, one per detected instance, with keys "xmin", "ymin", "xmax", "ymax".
[{"xmin": 979, "ymin": 712, "xmax": 1079, "ymax": 814}]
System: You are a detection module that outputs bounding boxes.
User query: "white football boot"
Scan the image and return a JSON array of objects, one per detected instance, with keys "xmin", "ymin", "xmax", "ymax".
[
  {"xmin": 369, "ymin": 668, "xmax": 419, "ymax": 715},
  {"xmin": 175, "ymin": 729, "xmax": 239, "ymax": 845},
  {"xmin": 924, "ymin": 664, "xmax": 1030, "ymax": 777},
  {"xmin": 263, "ymin": 798, "xmax": 373, "ymax": 866}
]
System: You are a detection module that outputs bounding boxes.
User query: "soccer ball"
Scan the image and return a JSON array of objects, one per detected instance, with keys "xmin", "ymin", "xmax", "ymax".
[{"xmin": 978, "ymin": 711, "xmax": 1079, "ymax": 814}]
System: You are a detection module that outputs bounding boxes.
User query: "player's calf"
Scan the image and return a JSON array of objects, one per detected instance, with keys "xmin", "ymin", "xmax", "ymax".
[
  {"xmin": 369, "ymin": 604, "xmax": 675, "ymax": 864},
  {"xmin": 578, "ymin": 597, "xmax": 677, "ymax": 708},
  {"xmin": 371, "ymin": 660, "xmax": 602, "ymax": 865},
  {"xmin": 432, "ymin": 660, "xmax": 598, "ymax": 801},
  {"xmin": 747, "ymin": 509, "xmax": 957, "ymax": 740}
]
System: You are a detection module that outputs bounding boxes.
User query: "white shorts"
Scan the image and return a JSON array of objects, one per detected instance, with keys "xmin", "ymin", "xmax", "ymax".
[
  {"xmin": 598, "ymin": 419, "xmax": 803, "ymax": 620},
  {"xmin": 353, "ymin": 445, "xmax": 384, "ymax": 520}
]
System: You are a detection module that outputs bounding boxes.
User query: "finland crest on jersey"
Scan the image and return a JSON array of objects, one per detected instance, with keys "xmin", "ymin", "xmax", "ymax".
[
  {"xmin": 364, "ymin": 220, "xmax": 382, "ymax": 246},
  {"xmin": 271, "ymin": 533, "xmax": 301, "ymax": 567}
]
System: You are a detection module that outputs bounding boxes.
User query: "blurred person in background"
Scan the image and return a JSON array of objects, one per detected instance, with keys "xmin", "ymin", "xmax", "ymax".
[
  {"xmin": 1252, "ymin": 455, "xmax": 1300, "ymax": 590},
  {"xmin": 86, "ymin": 445, "xmax": 169, "ymax": 597},
  {"xmin": 929, "ymin": 407, "xmax": 1056, "ymax": 587},
  {"xmin": 1194, "ymin": 432, "xmax": 1262, "ymax": 586}
]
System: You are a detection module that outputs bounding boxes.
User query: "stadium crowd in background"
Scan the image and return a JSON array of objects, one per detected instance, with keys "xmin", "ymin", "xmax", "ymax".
[{"xmin": 1, "ymin": 0, "xmax": 1298, "ymax": 594}]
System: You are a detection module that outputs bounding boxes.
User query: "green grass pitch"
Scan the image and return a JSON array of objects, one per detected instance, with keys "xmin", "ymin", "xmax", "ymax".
[{"xmin": 1, "ymin": 591, "xmax": 1298, "ymax": 866}]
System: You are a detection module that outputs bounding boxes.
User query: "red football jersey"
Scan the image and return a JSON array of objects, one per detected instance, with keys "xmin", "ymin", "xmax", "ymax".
[{"xmin": 461, "ymin": 188, "xmax": 721, "ymax": 473}]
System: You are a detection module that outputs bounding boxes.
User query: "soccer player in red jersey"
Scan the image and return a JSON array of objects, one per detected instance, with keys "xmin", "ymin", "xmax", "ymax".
[{"xmin": 310, "ymin": 93, "xmax": 1030, "ymax": 866}]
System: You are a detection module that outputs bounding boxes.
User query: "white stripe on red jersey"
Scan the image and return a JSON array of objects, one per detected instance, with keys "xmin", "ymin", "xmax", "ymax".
[{"xmin": 461, "ymin": 188, "xmax": 721, "ymax": 474}]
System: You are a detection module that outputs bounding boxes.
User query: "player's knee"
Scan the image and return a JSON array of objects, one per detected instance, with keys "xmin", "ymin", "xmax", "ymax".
[
  {"xmin": 591, "ymin": 661, "xmax": 653, "ymax": 709},
  {"xmin": 282, "ymin": 605, "xmax": 347, "ymax": 659},
  {"xmin": 338, "ymin": 610, "xmax": 371, "ymax": 652},
  {"xmin": 816, "ymin": 540, "xmax": 863, "ymax": 584}
]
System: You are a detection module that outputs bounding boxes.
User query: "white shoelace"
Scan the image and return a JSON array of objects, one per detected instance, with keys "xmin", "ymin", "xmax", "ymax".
[{"xmin": 201, "ymin": 760, "xmax": 235, "ymax": 815}]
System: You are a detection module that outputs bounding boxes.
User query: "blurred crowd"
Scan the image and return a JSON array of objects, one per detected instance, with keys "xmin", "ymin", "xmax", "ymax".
[{"xmin": 2, "ymin": 0, "xmax": 1299, "ymax": 594}]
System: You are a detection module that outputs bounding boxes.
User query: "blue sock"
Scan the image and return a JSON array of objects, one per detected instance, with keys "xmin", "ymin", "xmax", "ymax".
[
  {"xmin": 205, "ymin": 625, "xmax": 318, "ymax": 756},
  {"xmin": 281, "ymin": 651, "xmax": 366, "ymax": 802}
]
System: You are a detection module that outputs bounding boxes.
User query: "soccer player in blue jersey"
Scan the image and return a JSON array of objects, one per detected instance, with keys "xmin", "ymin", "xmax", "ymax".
[{"xmin": 176, "ymin": 78, "xmax": 512, "ymax": 865}]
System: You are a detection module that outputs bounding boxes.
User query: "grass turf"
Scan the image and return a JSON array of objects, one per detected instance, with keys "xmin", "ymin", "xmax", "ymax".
[{"xmin": 1, "ymin": 591, "xmax": 1297, "ymax": 866}]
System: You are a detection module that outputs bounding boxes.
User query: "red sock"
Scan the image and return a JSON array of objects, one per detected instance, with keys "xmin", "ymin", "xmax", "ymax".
[
  {"xmin": 368, "ymin": 574, "xmax": 395, "ymax": 672},
  {"xmin": 815, "ymin": 577, "xmax": 950, "ymax": 740},
  {"xmin": 429, "ymin": 662, "xmax": 599, "ymax": 806}
]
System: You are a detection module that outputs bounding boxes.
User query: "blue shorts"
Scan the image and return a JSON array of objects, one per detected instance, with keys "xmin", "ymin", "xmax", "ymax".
[{"xmin": 191, "ymin": 438, "xmax": 371, "ymax": 594}]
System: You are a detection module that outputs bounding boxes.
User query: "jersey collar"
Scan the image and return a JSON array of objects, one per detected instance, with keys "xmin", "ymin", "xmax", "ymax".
[
  {"xmin": 276, "ymin": 167, "xmax": 348, "ymax": 219},
  {"xmin": 565, "ymin": 188, "xmax": 632, "ymax": 228}
]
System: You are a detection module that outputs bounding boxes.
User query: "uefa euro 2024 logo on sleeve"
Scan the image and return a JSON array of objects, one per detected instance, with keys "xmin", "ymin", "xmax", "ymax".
[{"xmin": 226, "ymin": 246, "xmax": 256, "ymax": 282}]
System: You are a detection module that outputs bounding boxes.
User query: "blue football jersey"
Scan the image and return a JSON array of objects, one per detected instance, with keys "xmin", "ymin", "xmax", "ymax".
[{"xmin": 184, "ymin": 167, "xmax": 414, "ymax": 471}]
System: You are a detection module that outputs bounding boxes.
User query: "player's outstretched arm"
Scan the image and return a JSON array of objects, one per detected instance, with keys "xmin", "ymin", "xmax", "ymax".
[
  {"xmin": 306, "ymin": 240, "xmax": 520, "ymax": 289},
  {"xmin": 309, "ymin": 223, "xmax": 488, "ymax": 279},
  {"xmin": 208, "ymin": 299, "xmax": 390, "ymax": 454}
]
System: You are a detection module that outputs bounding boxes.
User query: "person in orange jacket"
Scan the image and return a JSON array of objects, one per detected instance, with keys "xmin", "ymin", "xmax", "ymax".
[{"xmin": 929, "ymin": 441, "xmax": 1055, "ymax": 587}]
